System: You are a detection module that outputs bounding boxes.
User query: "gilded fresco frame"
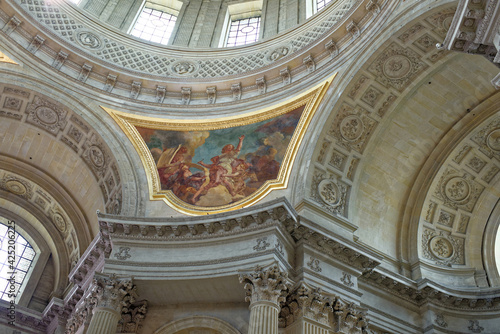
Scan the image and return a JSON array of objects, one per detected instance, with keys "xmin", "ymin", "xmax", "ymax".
[{"xmin": 104, "ymin": 76, "xmax": 334, "ymax": 215}]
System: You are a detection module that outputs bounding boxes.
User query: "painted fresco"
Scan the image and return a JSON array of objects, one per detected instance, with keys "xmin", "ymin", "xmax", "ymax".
[{"xmin": 136, "ymin": 105, "xmax": 305, "ymax": 207}]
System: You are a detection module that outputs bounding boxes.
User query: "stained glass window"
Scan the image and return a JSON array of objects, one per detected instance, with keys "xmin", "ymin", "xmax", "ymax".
[
  {"xmin": 226, "ymin": 17, "xmax": 261, "ymax": 47},
  {"xmin": 316, "ymin": 0, "xmax": 333, "ymax": 12},
  {"xmin": 0, "ymin": 223, "xmax": 36, "ymax": 302},
  {"xmin": 130, "ymin": 7, "xmax": 177, "ymax": 45}
]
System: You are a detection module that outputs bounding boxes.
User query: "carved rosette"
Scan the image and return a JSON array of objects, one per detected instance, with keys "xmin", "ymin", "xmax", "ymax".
[
  {"xmin": 434, "ymin": 169, "xmax": 484, "ymax": 212},
  {"xmin": 421, "ymin": 228, "xmax": 465, "ymax": 266},
  {"xmin": 471, "ymin": 117, "xmax": 500, "ymax": 161},
  {"xmin": 170, "ymin": 60, "xmax": 199, "ymax": 77},
  {"xmin": 329, "ymin": 103, "xmax": 377, "ymax": 153},
  {"xmin": 25, "ymin": 96, "xmax": 68, "ymax": 135},
  {"xmin": 76, "ymin": 30, "xmax": 103, "ymax": 50},
  {"xmin": 310, "ymin": 170, "xmax": 348, "ymax": 216},
  {"xmin": 368, "ymin": 42, "xmax": 428, "ymax": 92},
  {"xmin": 82, "ymin": 133, "xmax": 111, "ymax": 179},
  {"xmin": 239, "ymin": 265, "xmax": 290, "ymax": 306},
  {"xmin": 0, "ymin": 175, "xmax": 33, "ymax": 199}
]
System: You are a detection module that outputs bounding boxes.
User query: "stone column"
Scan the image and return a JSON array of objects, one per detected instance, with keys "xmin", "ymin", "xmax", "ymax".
[
  {"xmin": 85, "ymin": 274, "xmax": 135, "ymax": 334},
  {"xmin": 240, "ymin": 265, "xmax": 290, "ymax": 334}
]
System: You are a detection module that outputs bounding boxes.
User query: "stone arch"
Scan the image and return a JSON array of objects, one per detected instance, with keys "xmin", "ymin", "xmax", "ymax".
[
  {"xmin": 154, "ymin": 316, "xmax": 242, "ymax": 334},
  {"xmin": 401, "ymin": 91, "xmax": 500, "ymax": 286}
]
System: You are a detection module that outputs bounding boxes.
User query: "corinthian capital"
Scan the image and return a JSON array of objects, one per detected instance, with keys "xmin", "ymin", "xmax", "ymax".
[
  {"xmin": 92, "ymin": 273, "xmax": 135, "ymax": 312},
  {"xmin": 239, "ymin": 265, "xmax": 290, "ymax": 305},
  {"xmin": 280, "ymin": 283, "xmax": 333, "ymax": 327}
]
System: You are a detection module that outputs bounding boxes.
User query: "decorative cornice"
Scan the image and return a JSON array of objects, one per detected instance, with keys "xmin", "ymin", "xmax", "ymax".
[
  {"xmin": 69, "ymin": 232, "xmax": 111, "ymax": 287},
  {"xmin": 0, "ymin": 0, "xmax": 397, "ymax": 105},
  {"xmin": 361, "ymin": 269, "xmax": 500, "ymax": 311}
]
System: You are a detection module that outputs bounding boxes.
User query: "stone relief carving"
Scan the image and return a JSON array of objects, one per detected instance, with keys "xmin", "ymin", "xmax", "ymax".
[
  {"xmin": 368, "ymin": 42, "xmax": 428, "ymax": 92},
  {"xmin": 437, "ymin": 210, "xmax": 455, "ymax": 228},
  {"xmin": 377, "ymin": 93, "xmax": 397, "ymax": 117},
  {"xmin": 361, "ymin": 86, "xmax": 383, "ymax": 107},
  {"xmin": 341, "ymin": 272, "xmax": 354, "ymax": 287},
  {"xmin": 52, "ymin": 212, "xmax": 67, "ymax": 233},
  {"xmin": 279, "ymin": 284, "xmax": 332, "ymax": 327},
  {"xmin": 156, "ymin": 86, "xmax": 166, "ymax": 103},
  {"xmin": 434, "ymin": 312, "xmax": 447, "ymax": 328},
  {"xmin": 421, "ymin": 228, "xmax": 465, "ymax": 266},
  {"xmin": 329, "ymin": 103, "xmax": 377, "ymax": 153},
  {"xmin": 329, "ymin": 150, "xmax": 347, "ymax": 171},
  {"xmin": 303, "ymin": 55, "xmax": 315, "ymax": 73},
  {"xmin": 114, "ymin": 246, "xmax": 132, "ymax": 260},
  {"xmin": 457, "ymin": 215, "xmax": 469, "ymax": 234},
  {"xmin": 466, "ymin": 155, "xmax": 486, "ymax": 173},
  {"xmin": 130, "ymin": 81, "xmax": 141, "ymax": 99},
  {"xmin": 413, "ymin": 33, "xmax": 439, "ymax": 52},
  {"xmin": 231, "ymin": 83, "xmax": 241, "ymax": 101},
  {"xmin": 78, "ymin": 64, "xmax": 92, "ymax": 82},
  {"xmin": 26, "ymin": 96, "xmax": 68, "ymax": 135},
  {"xmin": 325, "ymin": 40, "xmax": 339, "ymax": 57},
  {"xmin": 253, "ymin": 237, "xmax": 270, "ymax": 251},
  {"xmin": 482, "ymin": 166, "xmax": 499, "ymax": 183},
  {"xmin": 307, "ymin": 257, "xmax": 322, "ymax": 272},
  {"xmin": 82, "ymin": 133, "xmax": 111, "ymax": 179},
  {"xmin": 2, "ymin": 16, "xmax": 21, "ymax": 36},
  {"xmin": 76, "ymin": 31, "xmax": 103, "ymax": 49},
  {"xmin": 206, "ymin": 86, "xmax": 217, "ymax": 104},
  {"xmin": 471, "ymin": 118, "xmax": 500, "ymax": 160},
  {"xmin": 468, "ymin": 320, "xmax": 484, "ymax": 333},
  {"xmin": 311, "ymin": 170, "xmax": 348, "ymax": 216},
  {"xmin": 256, "ymin": 77, "xmax": 266, "ymax": 94},
  {"xmin": 280, "ymin": 68, "xmax": 291, "ymax": 85},
  {"xmin": 181, "ymin": 87, "xmax": 191, "ymax": 105},
  {"xmin": 3, "ymin": 97, "xmax": 22, "ymax": 111},
  {"xmin": 117, "ymin": 299, "xmax": 148, "ymax": 333},
  {"xmin": 434, "ymin": 169, "xmax": 484, "ymax": 212},
  {"xmin": 279, "ymin": 283, "xmax": 369, "ymax": 332},
  {"xmin": 27, "ymin": 35, "xmax": 44, "ymax": 54},
  {"xmin": 317, "ymin": 139, "xmax": 331, "ymax": 164},
  {"xmin": 268, "ymin": 46, "xmax": 290, "ymax": 62},
  {"xmin": 239, "ymin": 265, "xmax": 290, "ymax": 305},
  {"xmin": 52, "ymin": 51, "xmax": 68, "ymax": 70},
  {"xmin": 0, "ymin": 175, "xmax": 33, "ymax": 199},
  {"xmin": 171, "ymin": 61, "xmax": 198, "ymax": 76}
]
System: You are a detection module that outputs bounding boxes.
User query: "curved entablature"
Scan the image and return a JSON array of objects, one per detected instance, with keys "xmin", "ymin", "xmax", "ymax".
[{"xmin": 0, "ymin": 0, "xmax": 399, "ymax": 107}]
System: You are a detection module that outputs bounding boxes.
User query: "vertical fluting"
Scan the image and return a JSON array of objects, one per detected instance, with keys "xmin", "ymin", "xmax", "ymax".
[
  {"xmin": 248, "ymin": 301, "xmax": 280, "ymax": 334},
  {"xmin": 85, "ymin": 307, "xmax": 121, "ymax": 334}
]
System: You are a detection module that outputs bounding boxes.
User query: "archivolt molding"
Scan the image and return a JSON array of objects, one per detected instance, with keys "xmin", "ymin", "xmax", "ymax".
[
  {"xmin": 0, "ymin": 167, "xmax": 81, "ymax": 266},
  {"xmin": 303, "ymin": 4, "xmax": 457, "ymax": 226},
  {"xmin": 0, "ymin": 0, "xmax": 399, "ymax": 106},
  {"xmin": 402, "ymin": 91, "xmax": 500, "ymax": 286},
  {"xmin": 154, "ymin": 316, "xmax": 241, "ymax": 334},
  {"xmin": 0, "ymin": 82, "xmax": 124, "ymax": 215},
  {"xmin": 0, "ymin": 197, "xmax": 70, "ymax": 303}
]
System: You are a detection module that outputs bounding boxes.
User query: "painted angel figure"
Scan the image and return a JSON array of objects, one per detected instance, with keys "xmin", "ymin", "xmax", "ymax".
[{"xmin": 192, "ymin": 135, "xmax": 245, "ymax": 203}]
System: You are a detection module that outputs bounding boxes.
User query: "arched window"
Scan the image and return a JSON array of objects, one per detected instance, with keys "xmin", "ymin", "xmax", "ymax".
[
  {"xmin": 221, "ymin": 0, "xmax": 262, "ymax": 47},
  {"xmin": 0, "ymin": 220, "xmax": 36, "ymax": 302},
  {"xmin": 129, "ymin": 0, "xmax": 182, "ymax": 45}
]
